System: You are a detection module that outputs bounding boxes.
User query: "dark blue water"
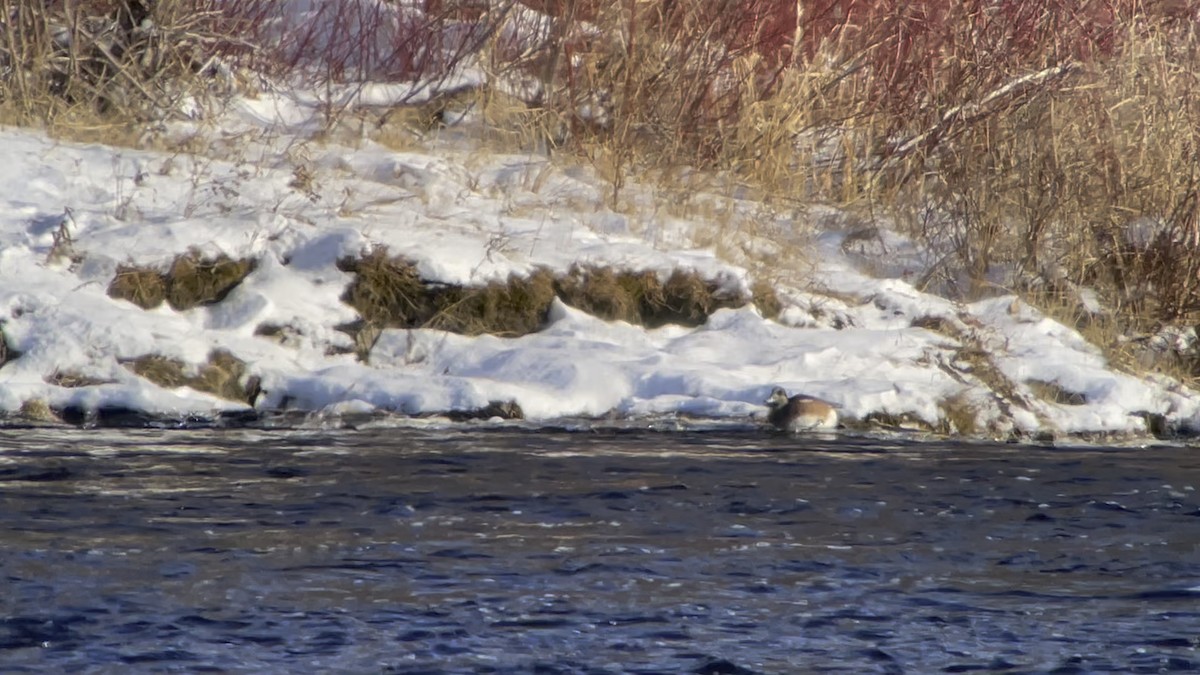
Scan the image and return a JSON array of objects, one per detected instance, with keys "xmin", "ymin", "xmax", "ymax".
[{"xmin": 2, "ymin": 427, "xmax": 1200, "ymax": 673}]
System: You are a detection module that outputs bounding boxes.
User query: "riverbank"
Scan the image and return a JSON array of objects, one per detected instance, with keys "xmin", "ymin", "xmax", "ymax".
[
  {"xmin": 3, "ymin": 1, "xmax": 1200, "ymax": 440},
  {"xmin": 1, "ymin": 109, "xmax": 1196, "ymax": 440}
]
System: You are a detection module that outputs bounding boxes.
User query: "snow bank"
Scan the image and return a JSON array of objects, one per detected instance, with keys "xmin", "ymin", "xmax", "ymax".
[{"xmin": 1, "ymin": 99, "xmax": 1197, "ymax": 438}]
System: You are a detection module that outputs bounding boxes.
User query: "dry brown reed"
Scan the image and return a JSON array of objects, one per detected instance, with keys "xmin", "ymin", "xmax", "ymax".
[{"xmin": 0, "ymin": 0, "xmax": 235, "ymax": 140}]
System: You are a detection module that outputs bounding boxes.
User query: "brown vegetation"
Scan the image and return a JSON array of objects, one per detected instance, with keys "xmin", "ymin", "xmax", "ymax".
[
  {"xmin": 913, "ymin": 311, "xmax": 1052, "ymax": 434},
  {"xmin": 108, "ymin": 251, "xmax": 255, "ymax": 310},
  {"xmin": 0, "ymin": 0, "xmax": 232, "ymax": 139},
  {"xmin": 11, "ymin": 0, "xmax": 1200, "ymax": 382},
  {"xmin": 46, "ymin": 370, "xmax": 113, "ymax": 388},
  {"xmin": 17, "ymin": 398, "xmax": 60, "ymax": 424},
  {"xmin": 337, "ymin": 249, "xmax": 558, "ymax": 338},
  {"xmin": 444, "ymin": 399, "xmax": 525, "ymax": 421},
  {"xmin": 1026, "ymin": 380, "xmax": 1088, "ymax": 407},
  {"xmin": 108, "ymin": 265, "xmax": 167, "ymax": 309},
  {"xmin": 523, "ymin": 0, "xmax": 1200, "ymax": 380},
  {"xmin": 337, "ymin": 248, "xmax": 758, "ymax": 356},
  {"xmin": 123, "ymin": 349, "xmax": 259, "ymax": 404},
  {"xmin": 556, "ymin": 265, "xmax": 746, "ymax": 328}
]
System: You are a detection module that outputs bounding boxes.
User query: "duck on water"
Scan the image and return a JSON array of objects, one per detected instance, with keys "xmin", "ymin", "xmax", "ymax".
[{"xmin": 765, "ymin": 386, "xmax": 839, "ymax": 431}]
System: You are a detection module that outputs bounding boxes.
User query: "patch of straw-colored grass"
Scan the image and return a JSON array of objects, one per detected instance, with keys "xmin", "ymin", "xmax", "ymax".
[
  {"xmin": 123, "ymin": 349, "xmax": 257, "ymax": 403},
  {"xmin": 0, "ymin": 0, "xmax": 232, "ymax": 144},
  {"xmin": 108, "ymin": 250, "xmax": 255, "ymax": 310},
  {"xmin": 336, "ymin": 248, "xmax": 760, "ymax": 359},
  {"xmin": 165, "ymin": 252, "xmax": 256, "ymax": 311},
  {"xmin": 336, "ymin": 248, "xmax": 559, "ymax": 359},
  {"xmin": 554, "ymin": 265, "xmax": 746, "ymax": 328},
  {"xmin": 108, "ymin": 265, "xmax": 168, "ymax": 309},
  {"xmin": 46, "ymin": 370, "xmax": 114, "ymax": 388},
  {"xmin": 17, "ymin": 398, "xmax": 61, "ymax": 424}
]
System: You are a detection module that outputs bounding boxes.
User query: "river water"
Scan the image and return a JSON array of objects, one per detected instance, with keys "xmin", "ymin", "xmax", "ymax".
[{"xmin": 1, "ymin": 426, "xmax": 1199, "ymax": 673}]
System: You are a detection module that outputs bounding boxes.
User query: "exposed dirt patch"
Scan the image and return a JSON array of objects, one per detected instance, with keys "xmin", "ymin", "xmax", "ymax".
[
  {"xmin": 108, "ymin": 251, "xmax": 256, "ymax": 310},
  {"xmin": 122, "ymin": 349, "xmax": 259, "ymax": 404}
]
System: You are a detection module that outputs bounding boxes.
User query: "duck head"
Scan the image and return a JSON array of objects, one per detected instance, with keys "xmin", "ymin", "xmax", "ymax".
[{"xmin": 765, "ymin": 386, "xmax": 790, "ymax": 409}]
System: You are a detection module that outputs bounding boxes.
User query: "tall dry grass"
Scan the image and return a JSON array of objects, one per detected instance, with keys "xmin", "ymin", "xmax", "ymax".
[
  {"xmin": 855, "ymin": 3, "xmax": 1200, "ymax": 326},
  {"xmin": 7, "ymin": 0, "xmax": 1200, "ymax": 374},
  {"xmin": 505, "ymin": 0, "xmax": 1200, "ymax": 375},
  {"xmin": 0, "ymin": 0, "xmax": 234, "ymax": 136},
  {"xmin": 567, "ymin": 1, "xmax": 1200, "ymax": 365}
]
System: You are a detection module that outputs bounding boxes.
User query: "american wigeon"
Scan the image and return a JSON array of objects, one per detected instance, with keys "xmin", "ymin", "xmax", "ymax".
[{"xmin": 765, "ymin": 386, "xmax": 839, "ymax": 431}]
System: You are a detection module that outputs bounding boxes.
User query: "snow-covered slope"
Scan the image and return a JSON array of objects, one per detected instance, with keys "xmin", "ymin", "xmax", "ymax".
[{"xmin": 0, "ymin": 95, "xmax": 1196, "ymax": 438}]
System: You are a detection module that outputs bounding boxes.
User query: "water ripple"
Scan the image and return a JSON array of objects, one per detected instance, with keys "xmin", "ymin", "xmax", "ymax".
[{"xmin": 2, "ymin": 429, "xmax": 1200, "ymax": 672}]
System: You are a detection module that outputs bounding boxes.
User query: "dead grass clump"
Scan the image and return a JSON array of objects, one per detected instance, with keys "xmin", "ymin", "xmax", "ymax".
[
  {"xmin": 1135, "ymin": 411, "xmax": 1171, "ymax": 439},
  {"xmin": 555, "ymin": 265, "xmax": 746, "ymax": 328},
  {"xmin": 17, "ymin": 398, "xmax": 61, "ymax": 424},
  {"xmin": 936, "ymin": 391, "xmax": 980, "ymax": 436},
  {"xmin": 553, "ymin": 266, "xmax": 638, "ymax": 323},
  {"xmin": 1026, "ymin": 380, "xmax": 1088, "ymax": 406},
  {"xmin": 166, "ymin": 252, "xmax": 256, "ymax": 311},
  {"xmin": 337, "ymin": 251, "xmax": 753, "ymax": 351},
  {"xmin": 426, "ymin": 268, "xmax": 558, "ymax": 336},
  {"xmin": 108, "ymin": 265, "xmax": 168, "ymax": 309},
  {"xmin": 107, "ymin": 251, "xmax": 255, "ymax": 310},
  {"xmin": 123, "ymin": 349, "xmax": 257, "ymax": 403},
  {"xmin": 861, "ymin": 411, "xmax": 935, "ymax": 433},
  {"xmin": 338, "ymin": 249, "xmax": 558, "ymax": 340},
  {"xmin": 444, "ymin": 399, "xmax": 525, "ymax": 421},
  {"xmin": 46, "ymin": 371, "xmax": 114, "ymax": 388},
  {"xmin": 336, "ymin": 249, "xmax": 426, "ymax": 325},
  {"xmin": 910, "ymin": 315, "xmax": 956, "ymax": 333},
  {"xmin": 750, "ymin": 280, "xmax": 782, "ymax": 320},
  {"xmin": 660, "ymin": 270, "xmax": 728, "ymax": 327}
]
